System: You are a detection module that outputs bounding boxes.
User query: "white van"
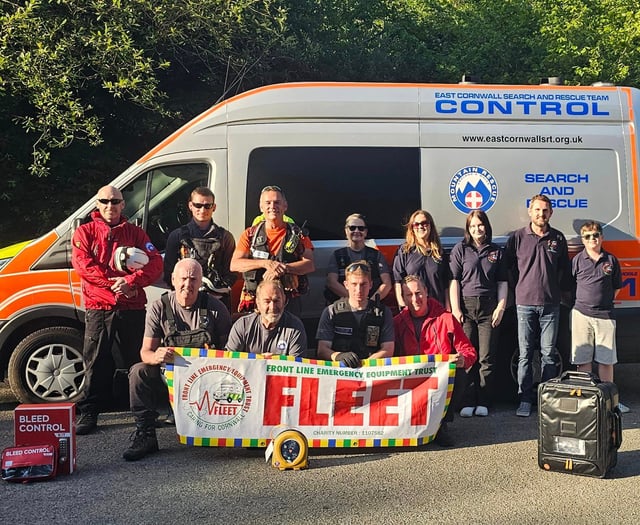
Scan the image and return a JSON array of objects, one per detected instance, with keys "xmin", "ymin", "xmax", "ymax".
[{"xmin": 1, "ymin": 81, "xmax": 639, "ymax": 402}]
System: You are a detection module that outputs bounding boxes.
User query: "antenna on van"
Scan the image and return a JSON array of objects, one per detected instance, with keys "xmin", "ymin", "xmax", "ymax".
[
  {"xmin": 459, "ymin": 74, "xmax": 480, "ymax": 84},
  {"xmin": 540, "ymin": 76, "xmax": 563, "ymax": 86}
]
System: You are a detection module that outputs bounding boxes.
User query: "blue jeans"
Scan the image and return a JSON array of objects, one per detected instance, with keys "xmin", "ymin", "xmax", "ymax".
[{"xmin": 516, "ymin": 304, "xmax": 560, "ymax": 403}]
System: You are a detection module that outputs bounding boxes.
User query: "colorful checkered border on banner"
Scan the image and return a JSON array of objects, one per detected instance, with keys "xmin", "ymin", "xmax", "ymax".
[{"xmin": 166, "ymin": 349, "xmax": 456, "ymax": 448}]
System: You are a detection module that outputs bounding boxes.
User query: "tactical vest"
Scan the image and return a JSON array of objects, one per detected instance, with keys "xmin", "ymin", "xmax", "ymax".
[
  {"xmin": 161, "ymin": 292, "xmax": 213, "ymax": 348},
  {"xmin": 178, "ymin": 225, "xmax": 227, "ymax": 287},
  {"xmin": 242, "ymin": 221, "xmax": 309, "ymax": 295},
  {"xmin": 331, "ymin": 296, "xmax": 385, "ymax": 359},
  {"xmin": 323, "ymin": 246, "xmax": 383, "ymax": 303}
]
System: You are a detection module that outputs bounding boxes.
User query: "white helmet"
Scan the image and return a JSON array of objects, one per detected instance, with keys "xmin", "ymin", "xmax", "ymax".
[{"xmin": 113, "ymin": 246, "xmax": 149, "ymax": 273}]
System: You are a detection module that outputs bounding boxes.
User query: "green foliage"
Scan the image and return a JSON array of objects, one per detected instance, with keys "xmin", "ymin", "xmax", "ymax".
[
  {"xmin": 533, "ymin": 0, "xmax": 640, "ymax": 86},
  {"xmin": 0, "ymin": 0, "xmax": 286, "ymax": 243}
]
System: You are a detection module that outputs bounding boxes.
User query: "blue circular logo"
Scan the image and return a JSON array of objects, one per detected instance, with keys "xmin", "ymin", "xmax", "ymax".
[{"xmin": 449, "ymin": 166, "xmax": 498, "ymax": 214}]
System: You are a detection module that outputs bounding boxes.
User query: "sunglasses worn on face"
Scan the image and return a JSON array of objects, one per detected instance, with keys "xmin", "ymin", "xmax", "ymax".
[
  {"xmin": 347, "ymin": 225, "xmax": 366, "ymax": 232},
  {"xmin": 192, "ymin": 202, "xmax": 214, "ymax": 209},
  {"xmin": 346, "ymin": 262, "xmax": 371, "ymax": 273},
  {"xmin": 97, "ymin": 198, "xmax": 123, "ymax": 205},
  {"xmin": 582, "ymin": 232, "xmax": 601, "ymax": 240},
  {"xmin": 412, "ymin": 221, "xmax": 430, "ymax": 229}
]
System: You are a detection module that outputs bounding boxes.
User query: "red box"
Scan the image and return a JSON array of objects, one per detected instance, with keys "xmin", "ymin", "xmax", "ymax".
[{"xmin": 14, "ymin": 403, "xmax": 76, "ymax": 475}]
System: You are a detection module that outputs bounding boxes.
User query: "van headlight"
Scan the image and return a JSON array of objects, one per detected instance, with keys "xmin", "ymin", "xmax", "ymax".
[{"xmin": 0, "ymin": 257, "xmax": 11, "ymax": 271}]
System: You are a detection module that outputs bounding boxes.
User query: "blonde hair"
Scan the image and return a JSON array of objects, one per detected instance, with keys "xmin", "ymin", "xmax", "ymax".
[{"xmin": 401, "ymin": 210, "xmax": 443, "ymax": 259}]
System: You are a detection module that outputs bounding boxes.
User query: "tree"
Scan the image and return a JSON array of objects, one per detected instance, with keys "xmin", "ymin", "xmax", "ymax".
[
  {"xmin": 534, "ymin": 0, "xmax": 640, "ymax": 86},
  {"xmin": 0, "ymin": 0, "xmax": 286, "ymax": 243}
]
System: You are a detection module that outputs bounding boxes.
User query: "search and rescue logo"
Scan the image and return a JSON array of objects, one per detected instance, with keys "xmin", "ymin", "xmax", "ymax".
[
  {"xmin": 449, "ymin": 166, "xmax": 498, "ymax": 213},
  {"xmin": 182, "ymin": 366, "xmax": 252, "ymax": 431}
]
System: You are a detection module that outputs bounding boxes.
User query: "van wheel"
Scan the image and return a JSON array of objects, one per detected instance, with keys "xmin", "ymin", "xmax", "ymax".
[{"xmin": 8, "ymin": 327, "xmax": 86, "ymax": 403}]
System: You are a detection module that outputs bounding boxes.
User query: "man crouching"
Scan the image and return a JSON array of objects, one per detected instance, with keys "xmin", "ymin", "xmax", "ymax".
[
  {"xmin": 123, "ymin": 259, "xmax": 232, "ymax": 461},
  {"xmin": 316, "ymin": 260, "xmax": 394, "ymax": 367}
]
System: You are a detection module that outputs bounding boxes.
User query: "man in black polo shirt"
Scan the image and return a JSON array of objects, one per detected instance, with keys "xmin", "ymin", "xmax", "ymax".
[
  {"xmin": 571, "ymin": 221, "xmax": 628, "ymax": 411},
  {"xmin": 505, "ymin": 194, "xmax": 571, "ymax": 417}
]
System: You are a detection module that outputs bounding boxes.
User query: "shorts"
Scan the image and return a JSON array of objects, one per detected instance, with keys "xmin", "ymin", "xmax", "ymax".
[{"xmin": 570, "ymin": 308, "xmax": 617, "ymax": 365}]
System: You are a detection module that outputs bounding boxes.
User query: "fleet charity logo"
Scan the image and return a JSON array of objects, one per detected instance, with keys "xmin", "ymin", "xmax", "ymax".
[{"xmin": 181, "ymin": 364, "xmax": 252, "ymax": 431}]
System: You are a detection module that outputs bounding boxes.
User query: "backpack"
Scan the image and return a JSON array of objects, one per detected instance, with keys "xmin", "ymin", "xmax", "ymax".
[{"xmin": 161, "ymin": 292, "xmax": 213, "ymax": 348}]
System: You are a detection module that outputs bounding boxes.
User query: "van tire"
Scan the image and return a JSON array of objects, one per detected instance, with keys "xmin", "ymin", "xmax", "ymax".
[{"xmin": 8, "ymin": 327, "xmax": 86, "ymax": 404}]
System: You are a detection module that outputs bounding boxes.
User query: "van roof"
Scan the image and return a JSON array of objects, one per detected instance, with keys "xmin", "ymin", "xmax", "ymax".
[{"xmin": 137, "ymin": 82, "xmax": 635, "ymax": 165}]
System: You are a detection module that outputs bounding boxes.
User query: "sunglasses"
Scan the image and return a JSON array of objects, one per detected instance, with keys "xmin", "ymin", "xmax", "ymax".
[
  {"xmin": 412, "ymin": 221, "xmax": 430, "ymax": 229},
  {"xmin": 347, "ymin": 225, "xmax": 367, "ymax": 232},
  {"xmin": 191, "ymin": 202, "xmax": 214, "ymax": 209},
  {"xmin": 346, "ymin": 262, "xmax": 371, "ymax": 273},
  {"xmin": 582, "ymin": 232, "xmax": 601, "ymax": 240},
  {"xmin": 97, "ymin": 198, "xmax": 123, "ymax": 205}
]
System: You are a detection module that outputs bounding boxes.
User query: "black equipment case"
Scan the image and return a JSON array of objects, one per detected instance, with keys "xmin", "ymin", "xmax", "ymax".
[{"xmin": 538, "ymin": 371, "xmax": 622, "ymax": 478}]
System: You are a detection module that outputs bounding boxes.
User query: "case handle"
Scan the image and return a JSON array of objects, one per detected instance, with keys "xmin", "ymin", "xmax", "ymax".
[{"xmin": 560, "ymin": 370, "xmax": 600, "ymax": 384}]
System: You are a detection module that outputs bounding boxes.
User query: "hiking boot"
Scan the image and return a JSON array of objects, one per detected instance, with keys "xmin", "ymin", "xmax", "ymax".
[
  {"xmin": 433, "ymin": 423, "xmax": 454, "ymax": 447},
  {"xmin": 123, "ymin": 426, "xmax": 159, "ymax": 461},
  {"xmin": 76, "ymin": 412, "xmax": 98, "ymax": 435}
]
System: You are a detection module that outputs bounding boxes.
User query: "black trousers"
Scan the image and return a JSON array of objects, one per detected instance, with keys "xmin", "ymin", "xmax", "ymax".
[
  {"xmin": 79, "ymin": 309, "xmax": 145, "ymax": 414},
  {"xmin": 129, "ymin": 362, "xmax": 167, "ymax": 425},
  {"xmin": 460, "ymin": 295, "xmax": 499, "ymax": 407}
]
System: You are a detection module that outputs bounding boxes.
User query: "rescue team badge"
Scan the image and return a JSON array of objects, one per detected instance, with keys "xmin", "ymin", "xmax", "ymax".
[
  {"xmin": 180, "ymin": 365, "xmax": 252, "ymax": 431},
  {"xmin": 602, "ymin": 262, "xmax": 613, "ymax": 275},
  {"xmin": 449, "ymin": 166, "xmax": 498, "ymax": 213}
]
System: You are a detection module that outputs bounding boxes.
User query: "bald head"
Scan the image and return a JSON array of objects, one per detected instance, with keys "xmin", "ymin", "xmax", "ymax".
[
  {"xmin": 96, "ymin": 185, "xmax": 125, "ymax": 225},
  {"xmin": 172, "ymin": 259, "xmax": 203, "ymax": 307}
]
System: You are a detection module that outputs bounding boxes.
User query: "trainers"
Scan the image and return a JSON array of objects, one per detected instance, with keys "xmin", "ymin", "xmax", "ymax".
[
  {"xmin": 123, "ymin": 427, "xmax": 159, "ymax": 461},
  {"xmin": 460, "ymin": 406, "xmax": 475, "ymax": 418},
  {"xmin": 619, "ymin": 402, "xmax": 630, "ymax": 414},
  {"xmin": 433, "ymin": 423, "xmax": 454, "ymax": 447},
  {"xmin": 76, "ymin": 412, "xmax": 98, "ymax": 435},
  {"xmin": 165, "ymin": 412, "xmax": 175, "ymax": 425},
  {"xmin": 516, "ymin": 401, "xmax": 532, "ymax": 417},
  {"xmin": 475, "ymin": 406, "xmax": 489, "ymax": 417}
]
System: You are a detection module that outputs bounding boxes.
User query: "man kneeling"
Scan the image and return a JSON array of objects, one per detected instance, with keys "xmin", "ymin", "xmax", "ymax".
[{"xmin": 123, "ymin": 259, "xmax": 232, "ymax": 461}]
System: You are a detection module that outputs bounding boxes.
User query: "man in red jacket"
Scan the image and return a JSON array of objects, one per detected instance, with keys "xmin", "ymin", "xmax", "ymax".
[
  {"xmin": 394, "ymin": 275, "xmax": 476, "ymax": 446},
  {"xmin": 72, "ymin": 185, "xmax": 163, "ymax": 435}
]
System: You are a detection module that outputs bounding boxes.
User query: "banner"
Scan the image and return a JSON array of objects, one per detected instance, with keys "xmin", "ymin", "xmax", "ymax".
[{"xmin": 165, "ymin": 349, "xmax": 456, "ymax": 448}]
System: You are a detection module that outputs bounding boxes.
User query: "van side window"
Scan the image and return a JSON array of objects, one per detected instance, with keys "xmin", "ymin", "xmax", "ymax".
[
  {"xmin": 121, "ymin": 164, "xmax": 209, "ymax": 251},
  {"xmin": 246, "ymin": 147, "xmax": 420, "ymax": 240}
]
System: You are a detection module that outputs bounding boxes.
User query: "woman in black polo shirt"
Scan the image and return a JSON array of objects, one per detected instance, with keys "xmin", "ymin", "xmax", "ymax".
[
  {"xmin": 393, "ymin": 209, "xmax": 450, "ymax": 309},
  {"xmin": 449, "ymin": 210, "xmax": 508, "ymax": 417}
]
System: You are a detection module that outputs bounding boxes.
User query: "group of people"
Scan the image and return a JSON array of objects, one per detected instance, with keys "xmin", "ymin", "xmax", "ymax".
[{"xmin": 71, "ymin": 184, "xmax": 625, "ymax": 461}]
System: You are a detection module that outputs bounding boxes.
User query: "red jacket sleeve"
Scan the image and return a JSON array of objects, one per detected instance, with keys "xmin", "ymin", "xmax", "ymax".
[{"xmin": 71, "ymin": 224, "xmax": 112, "ymax": 289}]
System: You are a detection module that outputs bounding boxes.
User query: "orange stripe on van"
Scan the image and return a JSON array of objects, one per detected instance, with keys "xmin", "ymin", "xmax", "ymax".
[
  {"xmin": 602, "ymin": 239, "xmax": 640, "ymax": 259},
  {"xmin": 621, "ymin": 87, "xmax": 640, "ymax": 236},
  {"xmin": 135, "ymin": 82, "xmax": 621, "ymax": 165},
  {"xmin": 0, "ymin": 231, "xmax": 57, "ymax": 274}
]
